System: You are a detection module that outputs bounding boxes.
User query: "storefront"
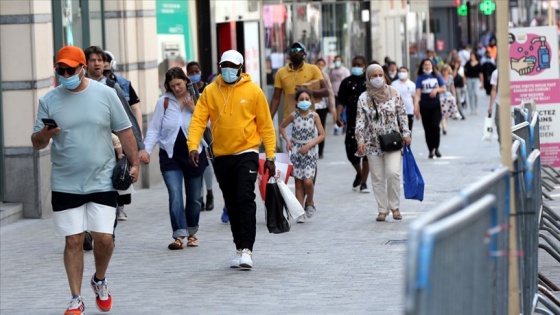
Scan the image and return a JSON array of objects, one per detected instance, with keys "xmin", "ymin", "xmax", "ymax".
[{"xmin": 263, "ymin": 2, "xmax": 369, "ymax": 75}]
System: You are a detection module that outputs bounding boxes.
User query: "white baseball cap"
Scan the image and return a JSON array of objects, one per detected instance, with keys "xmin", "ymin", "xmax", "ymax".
[{"xmin": 220, "ymin": 50, "xmax": 244, "ymax": 66}]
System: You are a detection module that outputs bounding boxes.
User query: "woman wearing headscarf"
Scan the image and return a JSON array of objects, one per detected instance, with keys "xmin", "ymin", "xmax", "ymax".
[{"xmin": 356, "ymin": 64, "xmax": 411, "ymax": 222}]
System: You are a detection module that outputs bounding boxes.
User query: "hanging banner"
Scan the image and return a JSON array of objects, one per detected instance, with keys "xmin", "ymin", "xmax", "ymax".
[{"xmin": 509, "ymin": 26, "xmax": 560, "ymax": 167}]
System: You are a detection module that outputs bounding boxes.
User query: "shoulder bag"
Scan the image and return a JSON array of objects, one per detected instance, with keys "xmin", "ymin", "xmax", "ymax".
[{"xmin": 370, "ymin": 97, "xmax": 403, "ymax": 152}]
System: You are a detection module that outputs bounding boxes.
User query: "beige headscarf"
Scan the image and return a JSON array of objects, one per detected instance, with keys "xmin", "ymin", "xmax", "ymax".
[{"xmin": 365, "ymin": 64, "xmax": 392, "ymax": 104}]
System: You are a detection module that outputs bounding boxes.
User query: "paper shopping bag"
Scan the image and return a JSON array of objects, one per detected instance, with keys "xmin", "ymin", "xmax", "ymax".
[
  {"xmin": 276, "ymin": 179, "xmax": 305, "ymax": 219},
  {"xmin": 482, "ymin": 114, "xmax": 494, "ymax": 141},
  {"xmin": 258, "ymin": 153, "xmax": 293, "ymax": 200},
  {"xmin": 264, "ymin": 178, "xmax": 290, "ymax": 234}
]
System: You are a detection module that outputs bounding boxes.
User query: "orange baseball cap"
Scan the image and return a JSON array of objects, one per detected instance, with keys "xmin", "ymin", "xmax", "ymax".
[{"xmin": 55, "ymin": 45, "xmax": 86, "ymax": 68}]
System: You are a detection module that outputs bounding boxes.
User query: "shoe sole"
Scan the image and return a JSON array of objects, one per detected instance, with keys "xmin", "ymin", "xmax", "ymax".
[
  {"xmin": 360, "ymin": 190, "xmax": 371, "ymax": 194},
  {"xmin": 239, "ymin": 263, "xmax": 252, "ymax": 269}
]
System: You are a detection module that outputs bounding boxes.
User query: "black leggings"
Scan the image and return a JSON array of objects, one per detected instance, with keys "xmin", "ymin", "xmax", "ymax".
[
  {"xmin": 419, "ymin": 103, "xmax": 442, "ymax": 153},
  {"xmin": 316, "ymin": 108, "xmax": 328, "ymax": 156}
]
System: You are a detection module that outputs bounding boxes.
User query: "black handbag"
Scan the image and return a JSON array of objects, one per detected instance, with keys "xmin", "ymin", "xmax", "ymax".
[
  {"xmin": 379, "ymin": 131, "xmax": 403, "ymax": 152},
  {"xmin": 112, "ymin": 156, "xmax": 133, "ymax": 190},
  {"xmin": 264, "ymin": 180, "xmax": 290, "ymax": 234}
]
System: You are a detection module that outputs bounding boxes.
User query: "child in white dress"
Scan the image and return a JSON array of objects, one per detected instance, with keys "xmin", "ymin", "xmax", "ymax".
[{"xmin": 279, "ymin": 88, "xmax": 325, "ymax": 223}]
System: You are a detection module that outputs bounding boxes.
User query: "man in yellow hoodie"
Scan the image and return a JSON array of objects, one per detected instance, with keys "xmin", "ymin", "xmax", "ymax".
[{"xmin": 188, "ymin": 50, "xmax": 276, "ymax": 270}]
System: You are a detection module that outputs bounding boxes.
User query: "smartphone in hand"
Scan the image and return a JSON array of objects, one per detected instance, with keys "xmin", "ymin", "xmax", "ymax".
[{"xmin": 41, "ymin": 118, "xmax": 58, "ymax": 130}]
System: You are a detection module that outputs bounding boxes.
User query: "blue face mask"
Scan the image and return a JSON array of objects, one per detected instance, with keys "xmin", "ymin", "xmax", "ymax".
[
  {"xmin": 58, "ymin": 69, "xmax": 82, "ymax": 90},
  {"xmin": 334, "ymin": 61, "xmax": 342, "ymax": 68},
  {"xmin": 296, "ymin": 100, "xmax": 312, "ymax": 111},
  {"xmin": 188, "ymin": 74, "xmax": 201, "ymax": 83},
  {"xmin": 221, "ymin": 67, "xmax": 240, "ymax": 83},
  {"xmin": 351, "ymin": 67, "xmax": 364, "ymax": 76}
]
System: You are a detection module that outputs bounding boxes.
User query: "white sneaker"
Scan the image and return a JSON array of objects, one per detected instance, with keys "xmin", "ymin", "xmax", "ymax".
[
  {"xmin": 297, "ymin": 214, "xmax": 306, "ymax": 223},
  {"xmin": 230, "ymin": 249, "xmax": 242, "ymax": 268},
  {"xmin": 239, "ymin": 248, "xmax": 253, "ymax": 269},
  {"xmin": 305, "ymin": 205, "xmax": 316, "ymax": 218},
  {"xmin": 117, "ymin": 206, "xmax": 127, "ymax": 221}
]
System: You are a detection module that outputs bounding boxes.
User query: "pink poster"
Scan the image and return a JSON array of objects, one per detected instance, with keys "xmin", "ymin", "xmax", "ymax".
[{"xmin": 509, "ymin": 26, "xmax": 560, "ymax": 167}]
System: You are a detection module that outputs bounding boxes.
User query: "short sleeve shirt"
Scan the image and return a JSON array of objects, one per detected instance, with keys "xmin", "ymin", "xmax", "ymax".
[
  {"xmin": 33, "ymin": 80, "xmax": 131, "ymax": 194},
  {"xmin": 274, "ymin": 62, "xmax": 324, "ymax": 117},
  {"xmin": 416, "ymin": 73, "xmax": 445, "ymax": 95},
  {"xmin": 490, "ymin": 69, "xmax": 499, "ymax": 105}
]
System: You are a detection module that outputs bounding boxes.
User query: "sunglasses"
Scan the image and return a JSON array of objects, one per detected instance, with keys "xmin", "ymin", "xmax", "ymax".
[
  {"xmin": 55, "ymin": 66, "xmax": 81, "ymax": 76},
  {"xmin": 290, "ymin": 47, "xmax": 304, "ymax": 53}
]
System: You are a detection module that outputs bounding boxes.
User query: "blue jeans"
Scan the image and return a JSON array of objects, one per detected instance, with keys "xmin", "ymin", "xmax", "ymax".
[{"xmin": 162, "ymin": 170, "xmax": 202, "ymax": 239}]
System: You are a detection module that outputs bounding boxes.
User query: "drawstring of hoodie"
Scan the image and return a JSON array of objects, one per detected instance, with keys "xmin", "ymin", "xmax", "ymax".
[{"xmin": 218, "ymin": 77, "xmax": 238, "ymax": 115}]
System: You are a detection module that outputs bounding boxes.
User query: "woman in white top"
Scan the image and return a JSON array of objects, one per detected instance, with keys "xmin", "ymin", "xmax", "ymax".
[
  {"xmin": 140, "ymin": 67, "xmax": 208, "ymax": 250},
  {"xmin": 391, "ymin": 66, "xmax": 416, "ymax": 131}
]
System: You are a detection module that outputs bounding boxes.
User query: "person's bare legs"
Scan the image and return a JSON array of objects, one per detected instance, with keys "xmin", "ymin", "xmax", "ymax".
[
  {"xmin": 64, "ymin": 233, "xmax": 86, "ymax": 295},
  {"xmin": 90, "ymin": 231, "xmax": 114, "ymax": 280},
  {"xmin": 295, "ymin": 179, "xmax": 305, "ymax": 207},
  {"xmin": 303, "ymin": 178, "xmax": 315, "ymax": 206}
]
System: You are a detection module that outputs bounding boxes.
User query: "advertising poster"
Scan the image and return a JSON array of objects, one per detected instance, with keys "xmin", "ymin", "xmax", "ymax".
[{"xmin": 509, "ymin": 26, "xmax": 560, "ymax": 167}]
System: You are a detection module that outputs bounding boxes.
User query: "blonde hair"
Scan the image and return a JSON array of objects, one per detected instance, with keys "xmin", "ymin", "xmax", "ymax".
[{"xmin": 441, "ymin": 64, "xmax": 452, "ymax": 74}]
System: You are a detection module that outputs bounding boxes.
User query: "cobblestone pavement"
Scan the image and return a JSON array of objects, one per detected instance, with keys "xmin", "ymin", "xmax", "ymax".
[{"xmin": 2, "ymin": 90, "xmax": 557, "ymax": 314}]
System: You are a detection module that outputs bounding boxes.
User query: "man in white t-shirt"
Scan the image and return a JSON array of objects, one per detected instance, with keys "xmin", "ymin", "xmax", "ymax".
[
  {"xmin": 391, "ymin": 66, "xmax": 416, "ymax": 131},
  {"xmin": 458, "ymin": 44, "xmax": 471, "ymax": 67}
]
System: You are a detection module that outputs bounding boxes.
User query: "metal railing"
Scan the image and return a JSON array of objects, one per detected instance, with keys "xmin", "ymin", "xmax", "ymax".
[{"xmin": 405, "ymin": 107, "xmax": 549, "ymax": 314}]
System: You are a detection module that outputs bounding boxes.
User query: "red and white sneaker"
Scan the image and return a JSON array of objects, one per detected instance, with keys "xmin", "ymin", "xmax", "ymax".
[
  {"xmin": 90, "ymin": 275, "xmax": 113, "ymax": 312},
  {"xmin": 64, "ymin": 296, "xmax": 85, "ymax": 315}
]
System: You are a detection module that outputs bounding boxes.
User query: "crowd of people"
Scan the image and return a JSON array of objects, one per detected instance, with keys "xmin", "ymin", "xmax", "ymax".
[{"xmin": 33, "ymin": 37, "xmax": 499, "ymax": 314}]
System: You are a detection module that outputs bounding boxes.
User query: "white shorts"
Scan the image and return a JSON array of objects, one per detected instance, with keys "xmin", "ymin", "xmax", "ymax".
[{"xmin": 53, "ymin": 202, "xmax": 116, "ymax": 237}]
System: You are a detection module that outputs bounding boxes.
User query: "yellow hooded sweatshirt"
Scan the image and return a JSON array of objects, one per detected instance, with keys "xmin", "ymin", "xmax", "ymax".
[{"xmin": 187, "ymin": 73, "xmax": 276, "ymax": 159}]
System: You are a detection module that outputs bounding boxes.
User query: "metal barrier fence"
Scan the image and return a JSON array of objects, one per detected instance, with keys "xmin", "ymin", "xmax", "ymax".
[{"xmin": 405, "ymin": 108, "xmax": 543, "ymax": 315}]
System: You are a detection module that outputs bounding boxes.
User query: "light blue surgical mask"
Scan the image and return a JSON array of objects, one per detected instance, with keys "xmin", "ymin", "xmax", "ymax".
[
  {"xmin": 296, "ymin": 100, "xmax": 312, "ymax": 111},
  {"xmin": 58, "ymin": 69, "xmax": 83, "ymax": 90},
  {"xmin": 221, "ymin": 67, "xmax": 240, "ymax": 83},
  {"xmin": 188, "ymin": 74, "xmax": 201, "ymax": 83},
  {"xmin": 334, "ymin": 61, "xmax": 342, "ymax": 68},
  {"xmin": 351, "ymin": 67, "xmax": 364, "ymax": 76}
]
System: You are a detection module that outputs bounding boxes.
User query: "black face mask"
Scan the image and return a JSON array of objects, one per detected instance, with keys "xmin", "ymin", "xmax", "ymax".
[
  {"xmin": 102, "ymin": 69, "xmax": 114, "ymax": 79},
  {"xmin": 290, "ymin": 55, "xmax": 304, "ymax": 65}
]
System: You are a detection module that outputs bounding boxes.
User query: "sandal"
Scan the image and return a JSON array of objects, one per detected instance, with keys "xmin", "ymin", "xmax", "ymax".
[
  {"xmin": 391, "ymin": 209, "xmax": 402, "ymax": 220},
  {"xmin": 187, "ymin": 235, "xmax": 198, "ymax": 247},
  {"xmin": 168, "ymin": 238, "xmax": 183, "ymax": 250},
  {"xmin": 376, "ymin": 213, "xmax": 387, "ymax": 222}
]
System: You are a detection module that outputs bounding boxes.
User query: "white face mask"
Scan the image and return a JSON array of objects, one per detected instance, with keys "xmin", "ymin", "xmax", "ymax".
[
  {"xmin": 388, "ymin": 70, "xmax": 397, "ymax": 77},
  {"xmin": 370, "ymin": 77, "xmax": 384, "ymax": 88},
  {"xmin": 423, "ymin": 69, "xmax": 433, "ymax": 75},
  {"xmin": 398, "ymin": 72, "xmax": 408, "ymax": 80}
]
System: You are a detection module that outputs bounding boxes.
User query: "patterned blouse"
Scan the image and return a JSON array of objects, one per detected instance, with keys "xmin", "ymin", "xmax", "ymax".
[{"xmin": 355, "ymin": 86, "xmax": 411, "ymax": 156}]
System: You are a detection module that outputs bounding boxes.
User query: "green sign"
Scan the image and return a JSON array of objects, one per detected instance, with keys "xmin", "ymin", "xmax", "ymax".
[
  {"xmin": 479, "ymin": 0, "xmax": 496, "ymax": 15},
  {"xmin": 156, "ymin": 0, "xmax": 193, "ymax": 60},
  {"xmin": 457, "ymin": 4, "xmax": 468, "ymax": 16}
]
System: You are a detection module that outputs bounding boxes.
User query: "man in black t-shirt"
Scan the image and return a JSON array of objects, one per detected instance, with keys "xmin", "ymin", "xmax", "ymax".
[{"xmin": 337, "ymin": 55, "xmax": 371, "ymax": 193}]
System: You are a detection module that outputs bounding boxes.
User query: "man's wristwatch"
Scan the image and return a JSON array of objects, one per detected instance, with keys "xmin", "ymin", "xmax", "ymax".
[{"xmin": 266, "ymin": 157, "xmax": 276, "ymax": 162}]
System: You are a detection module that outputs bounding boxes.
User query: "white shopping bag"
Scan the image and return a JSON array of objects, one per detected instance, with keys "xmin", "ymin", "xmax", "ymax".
[
  {"xmin": 482, "ymin": 115, "xmax": 493, "ymax": 142},
  {"xmin": 276, "ymin": 179, "xmax": 305, "ymax": 219}
]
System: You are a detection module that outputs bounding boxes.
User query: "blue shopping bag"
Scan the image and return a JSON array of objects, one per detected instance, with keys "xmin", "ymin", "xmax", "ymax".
[{"xmin": 403, "ymin": 145, "xmax": 424, "ymax": 201}]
